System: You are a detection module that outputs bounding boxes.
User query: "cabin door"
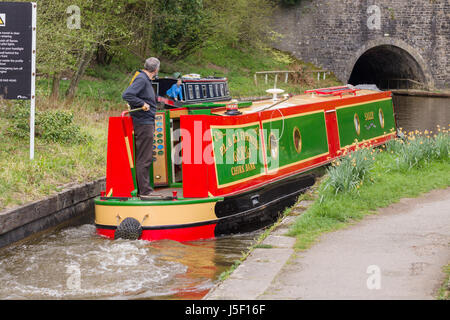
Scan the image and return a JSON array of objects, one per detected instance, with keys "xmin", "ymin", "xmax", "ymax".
[{"xmin": 171, "ymin": 117, "xmax": 183, "ymax": 184}]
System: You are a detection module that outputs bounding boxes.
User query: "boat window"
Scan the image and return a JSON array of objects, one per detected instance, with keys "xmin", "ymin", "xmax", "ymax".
[
  {"xmin": 214, "ymin": 84, "xmax": 219, "ymax": 96},
  {"xmin": 152, "ymin": 83, "xmax": 159, "ymax": 96},
  {"xmin": 379, "ymin": 108, "xmax": 385, "ymax": 129},
  {"xmin": 354, "ymin": 113, "xmax": 360, "ymax": 135},
  {"xmin": 225, "ymin": 83, "xmax": 229, "ymax": 96},
  {"xmin": 269, "ymin": 133, "xmax": 278, "ymax": 159},
  {"xmin": 195, "ymin": 85, "xmax": 200, "ymax": 99},
  {"xmin": 188, "ymin": 85, "xmax": 194, "ymax": 100},
  {"xmin": 209, "ymin": 84, "xmax": 214, "ymax": 97},
  {"xmin": 293, "ymin": 127, "xmax": 302, "ymax": 153},
  {"xmin": 220, "ymin": 83, "xmax": 224, "ymax": 96},
  {"xmin": 202, "ymin": 85, "xmax": 207, "ymax": 98}
]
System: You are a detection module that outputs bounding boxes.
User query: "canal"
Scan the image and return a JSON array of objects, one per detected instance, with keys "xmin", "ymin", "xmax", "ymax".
[{"xmin": 0, "ymin": 95, "xmax": 448, "ymax": 300}]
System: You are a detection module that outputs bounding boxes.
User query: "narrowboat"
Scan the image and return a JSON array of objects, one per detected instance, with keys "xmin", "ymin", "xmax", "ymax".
[{"xmin": 94, "ymin": 83, "xmax": 397, "ymax": 241}]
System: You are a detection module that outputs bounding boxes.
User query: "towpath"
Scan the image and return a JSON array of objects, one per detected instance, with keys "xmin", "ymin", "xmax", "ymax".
[{"xmin": 204, "ymin": 187, "xmax": 450, "ymax": 300}]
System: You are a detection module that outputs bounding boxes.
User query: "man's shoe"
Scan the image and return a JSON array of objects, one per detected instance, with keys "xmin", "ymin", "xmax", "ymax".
[{"xmin": 139, "ymin": 192, "xmax": 164, "ymax": 201}]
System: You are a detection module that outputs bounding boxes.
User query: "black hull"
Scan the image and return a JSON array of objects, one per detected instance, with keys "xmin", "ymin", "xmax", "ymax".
[{"xmin": 213, "ymin": 172, "xmax": 317, "ymax": 237}]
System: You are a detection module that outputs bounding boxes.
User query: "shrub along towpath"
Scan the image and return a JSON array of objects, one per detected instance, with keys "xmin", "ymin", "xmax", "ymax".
[{"xmin": 205, "ymin": 187, "xmax": 450, "ymax": 300}]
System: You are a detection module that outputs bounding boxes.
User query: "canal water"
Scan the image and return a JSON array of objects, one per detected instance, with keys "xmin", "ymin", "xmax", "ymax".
[
  {"xmin": 393, "ymin": 95, "xmax": 450, "ymax": 132},
  {"xmin": 0, "ymin": 95, "xmax": 448, "ymax": 300},
  {"xmin": 0, "ymin": 222, "xmax": 261, "ymax": 299}
]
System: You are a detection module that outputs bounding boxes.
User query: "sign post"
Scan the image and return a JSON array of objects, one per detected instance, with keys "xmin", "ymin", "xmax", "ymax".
[{"xmin": 0, "ymin": 2, "xmax": 37, "ymax": 159}]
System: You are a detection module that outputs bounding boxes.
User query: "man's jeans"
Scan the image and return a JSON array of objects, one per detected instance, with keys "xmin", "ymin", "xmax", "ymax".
[{"xmin": 133, "ymin": 122, "xmax": 155, "ymax": 195}]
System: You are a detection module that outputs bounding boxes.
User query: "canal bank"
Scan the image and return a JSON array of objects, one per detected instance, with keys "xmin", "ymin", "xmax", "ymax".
[
  {"xmin": 204, "ymin": 187, "xmax": 450, "ymax": 300},
  {"xmin": 391, "ymin": 89, "xmax": 450, "ymax": 98},
  {"xmin": 0, "ymin": 178, "xmax": 105, "ymax": 249}
]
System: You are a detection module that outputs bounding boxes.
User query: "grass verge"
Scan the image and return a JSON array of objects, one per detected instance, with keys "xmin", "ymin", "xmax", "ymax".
[
  {"xmin": 287, "ymin": 129, "xmax": 450, "ymax": 250},
  {"xmin": 437, "ymin": 264, "xmax": 449, "ymax": 300},
  {"xmin": 0, "ymin": 99, "xmax": 112, "ymax": 210}
]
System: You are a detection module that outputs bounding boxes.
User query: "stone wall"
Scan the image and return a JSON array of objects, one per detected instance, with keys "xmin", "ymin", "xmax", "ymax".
[
  {"xmin": 272, "ymin": 0, "xmax": 450, "ymax": 89},
  {"xmin": 0, "ymin": 178, "xmax": 105, "ymax": 248}
]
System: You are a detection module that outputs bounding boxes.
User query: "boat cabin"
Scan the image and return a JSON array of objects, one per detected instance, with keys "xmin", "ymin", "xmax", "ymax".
[
  {"xmin": 104, "ymin": 85, "xmax": 396, "ymax": 200},
  {"xmin": 151, "ymin": 74, "xmax": 232, "ymax": 108}
]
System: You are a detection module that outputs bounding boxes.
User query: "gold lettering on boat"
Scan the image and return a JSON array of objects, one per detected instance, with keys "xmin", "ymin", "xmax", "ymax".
[
  {"xmin": 364, "ymin": 111, "xmax": 374, "ymax": 121},
  {"xmin": 230, "ymin": 163, "xmax": 257, "ymax": 176}
]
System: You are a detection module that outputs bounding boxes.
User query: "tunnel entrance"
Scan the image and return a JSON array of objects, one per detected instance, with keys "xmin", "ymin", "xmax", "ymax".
[{"xmin": 348, "ymin": 45, "xmax": 427, "ymax": 90}]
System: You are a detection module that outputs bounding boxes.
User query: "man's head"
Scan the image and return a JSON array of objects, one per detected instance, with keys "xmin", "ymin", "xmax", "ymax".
[{"xmin": 144, "ymin": 57, "xmax": 160, "ymax": 75}]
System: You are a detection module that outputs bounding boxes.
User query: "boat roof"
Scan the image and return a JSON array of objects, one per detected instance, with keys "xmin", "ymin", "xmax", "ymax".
[{"xmin": 211, "ymin": 86, "xmax": 387, "ymax": 115}]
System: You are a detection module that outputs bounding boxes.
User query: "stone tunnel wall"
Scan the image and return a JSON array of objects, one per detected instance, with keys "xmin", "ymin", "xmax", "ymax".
[{"xmin": 271, "ymin": 0, "xmax": 450, "ymax": 89}]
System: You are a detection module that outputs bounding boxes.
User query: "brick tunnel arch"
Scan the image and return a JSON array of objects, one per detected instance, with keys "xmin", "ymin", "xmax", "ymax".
[{"xmin": 347, "ymin": 39, "xmax": 433, "ymax": 90}]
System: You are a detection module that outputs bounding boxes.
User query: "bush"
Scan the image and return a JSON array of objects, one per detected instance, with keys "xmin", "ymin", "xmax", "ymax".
[
  {"xmin": 5, "ymin": 102, "xmax": 92, "ymax": 144},
  {"xmin": 323, "ymin": 145, "xmax": 376, "ymax": 194},
  {"xmin": 385, "ymin": 127, "xmax": 449, "ymax": 171}
]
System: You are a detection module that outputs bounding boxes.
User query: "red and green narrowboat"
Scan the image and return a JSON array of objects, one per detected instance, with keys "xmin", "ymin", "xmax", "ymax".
[{"xmin": 94, "ymin": 84, "xmax": 397, "ymax": 241}]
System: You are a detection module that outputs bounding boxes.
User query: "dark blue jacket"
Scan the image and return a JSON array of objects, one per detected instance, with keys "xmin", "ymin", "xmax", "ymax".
[{"xmin": 122, "ymin": 72, "xmax": 156, "ymax": 124}]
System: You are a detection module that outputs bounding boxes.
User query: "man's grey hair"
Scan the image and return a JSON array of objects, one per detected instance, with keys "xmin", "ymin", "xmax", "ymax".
[{"xmin": 144, "ymin": 57, "xmax": 160, "ymax": 72}]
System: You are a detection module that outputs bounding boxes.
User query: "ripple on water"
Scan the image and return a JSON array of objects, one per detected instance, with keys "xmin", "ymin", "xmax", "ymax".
[
  {"xmin": 0, "ymin": 225, "xmax": 187, "ymax": 299},
  {"xmin": 0, "ymin": 224, "xmax": 260, "ymax": 300}
]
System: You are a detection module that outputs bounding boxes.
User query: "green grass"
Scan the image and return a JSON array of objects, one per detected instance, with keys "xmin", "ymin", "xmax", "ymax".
[
  {"xmin": 37, "ymin": 46, "xmax": 341, "ymax": 104},
  {"xmin": 1, "ymin": 45, "xmax": 340, "ymax": 211},
  {"xmin": 0, "ymin": 101, "xmax": 110, "ymax": 210},
  {"xmin": 287, "ymin": 132, "xmax": 450, "ymax": 250},
  {"xmin": 168, "ymin": 46, "xmax": 341, "ymax": 98},
  {"xmin": 437, "ymin": 264, "xmax": 449, "ymax": 300}
]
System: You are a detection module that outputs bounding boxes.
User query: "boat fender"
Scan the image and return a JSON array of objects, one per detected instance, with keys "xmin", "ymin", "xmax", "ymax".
[{"xmin": 114, "ymin": 217, "xmax": 142, "ymax": 240}]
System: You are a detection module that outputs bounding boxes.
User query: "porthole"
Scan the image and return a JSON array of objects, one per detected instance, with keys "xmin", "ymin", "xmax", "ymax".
[
  {"xmin": 354, "ymin": 113, "xmax": 360, "ymax": 135},
  {"xmin": 269, "ymin": 133, "xmax": 278, "ymax": 159},
  {"xmin": 378, "ymin": 108, "xmax": 385, "ymax": 129},
  {"xmin": 293, "ymin": 127, "xmax": 302, "ymax": 153}
]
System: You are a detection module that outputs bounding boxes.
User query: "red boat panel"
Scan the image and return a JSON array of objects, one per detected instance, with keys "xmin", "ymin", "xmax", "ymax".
[
  {"xmin": 97, "ymin": 224, "xmax": 217, "ymax": 242},
  {"xmin": 105, "ymin": 117, "xmax": 135, "ymax": 197}
]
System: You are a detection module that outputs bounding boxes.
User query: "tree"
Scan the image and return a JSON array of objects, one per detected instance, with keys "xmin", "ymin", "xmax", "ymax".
[
  {"xmin": 64, "ymin": 0, "xmax": 137, "ymax": 99},
  {"xmin": 35, "ymin": 0, "xmax": 75, "ymax": 99},
  {"xmin": 203, "ymin": 0, "xmax": 275, "ymax": 49},
  {"xmin": 151, "ymin": 0, "xmax": 211, "ymax": 60}
]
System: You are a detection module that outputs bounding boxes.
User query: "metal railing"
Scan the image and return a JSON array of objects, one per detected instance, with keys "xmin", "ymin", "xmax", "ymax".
[
  {"xmin": 254, "ymin": 70, "xmax": 330, "ymax": 86},
  {"xmin": 380, "ymin": 78, "xmax": 428, "ymax": 91}
]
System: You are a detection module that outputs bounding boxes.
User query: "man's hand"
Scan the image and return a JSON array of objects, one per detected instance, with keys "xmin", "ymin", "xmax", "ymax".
[{"xmin": 142, "ymin": 103, "xmax": 150, "ymax": 111}]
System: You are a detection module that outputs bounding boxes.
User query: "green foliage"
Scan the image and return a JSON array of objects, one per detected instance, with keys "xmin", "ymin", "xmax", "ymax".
[
  {"xmin": 152, "ymin": 0, "xmax": 210, "ymax": 59},
  {"xmin": 385, "ymin": 127, "xmax": 449, "ymax": 171},
  {"xmin": 4, "ymin": 102, "xmax": 92, "ymax": 144},
  {"xmin": 288, "ymin": 140, "xmax": 450, "ymax": 250},
  {"xmin": 203, "ymin": 0, "xmax": 275, "ymax": 49},
  {"xmin": 278, "ymin": 0, "xmax": 303, "ymax": 6},
  {"xmin": 324, "ymin": 146, "xmax": 376, "ymax": 194}
]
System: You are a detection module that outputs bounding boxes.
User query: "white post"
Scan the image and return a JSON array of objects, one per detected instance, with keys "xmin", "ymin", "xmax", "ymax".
[{"xmin": 30, "ymin": 3, "xmax": 37, "ymax": 160}]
